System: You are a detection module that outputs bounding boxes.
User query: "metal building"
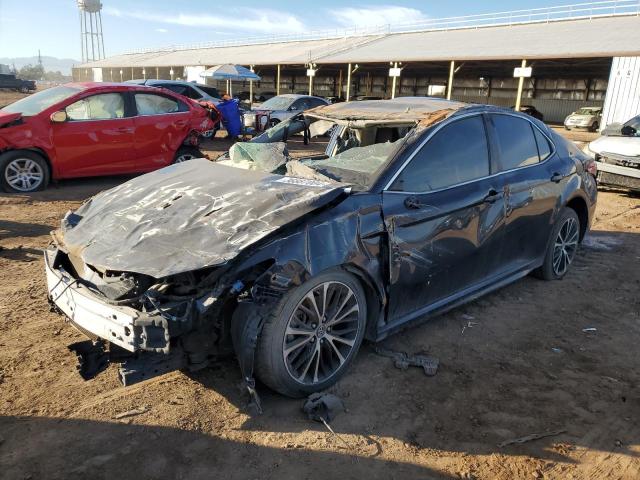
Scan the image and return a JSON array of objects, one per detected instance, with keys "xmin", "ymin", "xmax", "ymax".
[{"xmin": 73, "ymin": 1, "xmax": 640, "ymax": 126}]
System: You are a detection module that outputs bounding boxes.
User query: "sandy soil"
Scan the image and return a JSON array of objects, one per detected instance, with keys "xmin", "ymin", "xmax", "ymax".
[{"xmin": 1, "ymin": 90, "xmax": 639, "ymax": 479}]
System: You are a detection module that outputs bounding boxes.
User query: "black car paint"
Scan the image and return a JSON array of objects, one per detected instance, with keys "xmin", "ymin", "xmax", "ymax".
[{"xmin": 224, "ymin": 106, "xmax": 596, "ymax": 349}]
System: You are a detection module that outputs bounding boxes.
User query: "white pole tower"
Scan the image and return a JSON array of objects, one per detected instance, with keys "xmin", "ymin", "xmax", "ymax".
[{"xmin": 77, "ymin": 0, "xmax": 105, "ymax": 62}]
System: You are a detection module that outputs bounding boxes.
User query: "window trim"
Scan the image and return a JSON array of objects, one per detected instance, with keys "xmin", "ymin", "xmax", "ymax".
[
  {"xmin": 132, "ymin": 91, "xmax": 188, "ymax": 117},
  {"xmin": 64, "ymin": 92, "xmax": 128, "ymax": 122},
  {"xmin": 384, "ymin": 112, "xmax": 491, "ymax": 193},
  {"xmin": 384, "ymin": 111, "xmax": 556, "ymax": 194},
  {"xmin": 487, "ymin": 112, "xmax": 556, "ymax": 174}
]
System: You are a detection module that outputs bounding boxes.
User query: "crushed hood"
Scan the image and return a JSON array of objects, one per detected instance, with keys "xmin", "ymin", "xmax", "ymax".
[
  {"xmin": 56, "ymin": 159, "xmax": 346, "ymax": 278},
  {"xmin": 589, "ymin": 135, "xmax": 640, "ymax": 158}
]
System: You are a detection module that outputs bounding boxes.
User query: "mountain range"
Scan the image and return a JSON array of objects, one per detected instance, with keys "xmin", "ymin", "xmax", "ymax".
[{"xmin": 0, "ymin": 56, "xmax": 80, "ymax": 75}]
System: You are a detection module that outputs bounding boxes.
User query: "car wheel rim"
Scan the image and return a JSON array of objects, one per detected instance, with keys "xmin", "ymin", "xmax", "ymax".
[
  {"xmin": 175, "ymin": 153, "xmax": 196, "ymax": 163},
  {"xmin": 283, "ymin": 281, "xmax": 360, "ymax": 386},
  {"xmin": 552, "ymin": 217, "xmax": 579, "ymax": 276},
  {"xmin": 4, "ymin": 158, "xmax": 44, "ymax": 192}
]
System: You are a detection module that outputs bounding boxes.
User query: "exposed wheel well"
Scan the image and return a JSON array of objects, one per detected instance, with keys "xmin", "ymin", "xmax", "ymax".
[
  {"xmin": 342, "ymin": 264, "xmax": 384, "ymax": 341},
  {"xmin": 2, "ymin": 148, "xmax": 52, "ymax": 177},
  {"xmin": 566, "ymin": 196, "xmax": 589, "ymax": 241}
]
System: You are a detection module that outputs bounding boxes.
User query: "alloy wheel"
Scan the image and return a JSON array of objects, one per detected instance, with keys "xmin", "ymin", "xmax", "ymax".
[
  {"xmin": 4, "ymin": 158, "xmax": 44, "ymax": 192},
  {"xmin": 282, "ymin": 281, "xmax": 360, "ymax": 385},
  {"xmin": 552, "ymin": 217, "xmax": 579, "ymax": 276},
  {"xmin": 175, "ymin": 153, "xmax": 197, "ymax": 163}
]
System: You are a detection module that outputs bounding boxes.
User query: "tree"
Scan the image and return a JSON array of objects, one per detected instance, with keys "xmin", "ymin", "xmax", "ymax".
[{"xmin": 18, "ymin": 64, "xmax": 45, "ymax": 80}]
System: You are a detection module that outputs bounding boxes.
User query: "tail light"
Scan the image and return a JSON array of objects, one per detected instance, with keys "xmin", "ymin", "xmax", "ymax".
[{"xmin": 585, "ymin": 159, "xmax": 597, "ymax": 176}]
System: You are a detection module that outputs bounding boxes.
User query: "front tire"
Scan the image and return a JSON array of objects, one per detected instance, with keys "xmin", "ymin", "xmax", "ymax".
[
  {"xmin": 590, "ymin": 122, "xmax": 599, "ymax": 133},
  {"xmin": 0, "ymin": 151, "xmax": 50, "ymax": 193},
  {"xmin": 255, "ymin": 269, "xmax": 367, "ymax": 397},
  {"xmin": 534, "ymin": 208, "xmax": 580, "ymax": 280}
]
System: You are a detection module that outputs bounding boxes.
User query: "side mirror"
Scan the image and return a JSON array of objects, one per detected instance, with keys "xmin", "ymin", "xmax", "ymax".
[
  {"xmin": 50, "ymin": 110, "xmax": 68, "ymax": 123},
  {"xmin": 621, "ymin": 125, "xmax": 637, "ymax": 136}
]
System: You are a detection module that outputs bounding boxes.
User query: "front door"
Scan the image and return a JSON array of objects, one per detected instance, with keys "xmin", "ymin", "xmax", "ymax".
[
  {"xmin": 52, "ymin": 92, "xmax": 136, "ymax": 177},
  {"xmin": 382, "ymin": 114, "xmax": 508, "ymax": 326}
]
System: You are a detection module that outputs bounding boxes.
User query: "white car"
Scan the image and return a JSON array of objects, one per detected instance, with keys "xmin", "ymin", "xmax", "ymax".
[
  {"xmin": 586, "ymin": 114, "xmax": 640, "ymax": 191},
  {"xmin": 564, "ymin": 107, "xmax": 602, "ymax": 132}
]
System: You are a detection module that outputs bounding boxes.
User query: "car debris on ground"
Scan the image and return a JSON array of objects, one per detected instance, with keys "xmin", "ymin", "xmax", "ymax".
[
  {"xmin": 498, "ymin": 429, "xmax": 567, "ymax": 447},
  {"xmin": 374, "ymin": 346, "xmax": 439, "ymax": 376}
]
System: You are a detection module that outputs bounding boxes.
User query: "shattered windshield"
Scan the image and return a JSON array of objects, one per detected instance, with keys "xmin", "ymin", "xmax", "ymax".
[
  {"xmin": 217, "ymin": 113, "xmax": 417, "ymax": 189},
  {"xmin": 575, "ymin": 108, "xmax": 600, "ymax": 115},
  {"xmin": 258, "ymin": 96, "xmax": 296, "ymax": 111}
]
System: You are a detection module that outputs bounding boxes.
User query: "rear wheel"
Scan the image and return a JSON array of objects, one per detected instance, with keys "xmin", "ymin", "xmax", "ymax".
[
  {"xmin": 534, "ymin": 208, "xmax": 580, "ymax": 280},
  {"xmin": 255, "ymin": 269, "xmax": 367, "ymax": 397},
  {"xmin": 173, "ymin": 146, "xmax": 203, "ymax": 164},
  {"xmin": 0, "ymin": 151, "xmax": 50, "ymax": 193},
  {"xmin": 590, "ymin": 122, "xmax": 600, "ymax": 132}
]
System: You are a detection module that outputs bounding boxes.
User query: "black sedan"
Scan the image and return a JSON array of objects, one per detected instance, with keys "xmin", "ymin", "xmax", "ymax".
[{"xmin": 45, "ymin": 98, "xmax": 597, "ymax": 404}]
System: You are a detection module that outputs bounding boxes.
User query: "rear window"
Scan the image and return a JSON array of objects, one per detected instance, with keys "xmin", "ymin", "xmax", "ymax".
[{"xmin": 491, "ymin": 114, "xmax": 541, "ymax": 170}]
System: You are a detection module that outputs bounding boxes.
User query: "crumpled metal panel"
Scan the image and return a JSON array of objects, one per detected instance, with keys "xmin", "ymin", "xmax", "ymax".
[{"xmin": 57, "ymin": 159, "xmax": 346, "ymax": 278}]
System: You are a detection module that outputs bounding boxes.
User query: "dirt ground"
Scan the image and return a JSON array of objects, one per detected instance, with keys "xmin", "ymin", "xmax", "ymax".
[{"xmin": 1, "ymin": 90, "xmax": 639, "ymax": 479}]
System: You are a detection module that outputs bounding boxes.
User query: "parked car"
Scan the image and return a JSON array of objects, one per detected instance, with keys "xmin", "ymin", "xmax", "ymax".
[
  {"xmin": 585, "ymin": 114, "xmax": 640, "ymax": 191},
  {"xmin": 512, "ymin": 104, "xmax": 544, "ymax": 122},
  {"xmin": 564, "ymin": 107, "xmax": 602, "ymax": 131},
  {"xmin": 243, "ymin": 94, "xmax": 329, "ymax": 132},
  {"xmin": 0, "ymin": 65, "xmax": 36, "ymax": 93},
  {"xmin": 45, "ymin": 98, "xmax": 596, "ymax": 403},
  {"xmin": 126, "ymin": 79, "xmax": 220, "ymax": 102},
  {"xmin": 0, "ymin": 82, "xmax": 216, "ymax": 192}
]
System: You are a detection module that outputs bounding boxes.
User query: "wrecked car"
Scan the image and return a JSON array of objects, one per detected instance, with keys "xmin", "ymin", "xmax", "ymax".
[
  {"xmin": 45, "ymin": 97, "xmax": 597, "ymax": 404},
  {"xmin": 585, "ymin": 114, "xmax": 640, "ymax": 192},
  {"xmin": 0, "ymin": 82, "xmax": 217, "ymax": 193}
]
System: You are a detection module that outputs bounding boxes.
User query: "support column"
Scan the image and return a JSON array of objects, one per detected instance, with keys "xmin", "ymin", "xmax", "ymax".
[
  {"xmin": 391, "ymin": 62, "xmax": 398, "ymax": 99},
  {"xmin": 447, "ymin": 60, "xmax": 455, "ymax": 100},
  {"xmin": 276, "ymin": 64, "xmax": 281, "ymax": 95},
  {"xmin": 515, "ymin": 59, "xmax": 527, "ymax": 111},
  {"xmin": 346, "ymin": 63, "xmax": 352, "ymax": 101},
  {"xmin": 156, "ymin": 67, "xmax": 159, "ymax": 79},
  {"xmin": 249, "ymin": 65, "xmax": 254, "ymax": 110}
]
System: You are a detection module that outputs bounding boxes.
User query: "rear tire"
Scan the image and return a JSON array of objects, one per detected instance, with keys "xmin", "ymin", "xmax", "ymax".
[
  {"xmin": 533, "ymin": 207, "xmax": 580, "ymax": 280},
  {"xmin": 173, "ymin": 146, "xmax": 203, "ymax": 164},
  {"xmin": 0, "ymin": 150, "xmax": 50, "ymax": 193},
  {"xmin": 590, "ymin": 122, "xmax": 599, "ymax": 133},
  {"xmin": 255, "ymin": 269, "xmax": 367, "ymax": 398}
]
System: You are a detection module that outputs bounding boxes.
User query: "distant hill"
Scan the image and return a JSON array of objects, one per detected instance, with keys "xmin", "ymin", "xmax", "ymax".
[{"xmin": 0, "ymin": 56, "xmax": 80, "ymax": 75}]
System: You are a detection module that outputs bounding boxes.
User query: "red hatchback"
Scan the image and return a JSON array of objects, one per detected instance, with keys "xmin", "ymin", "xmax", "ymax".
[{"xmin": 0, "ymin": 82, "xmax": 216, "ymax": 192}]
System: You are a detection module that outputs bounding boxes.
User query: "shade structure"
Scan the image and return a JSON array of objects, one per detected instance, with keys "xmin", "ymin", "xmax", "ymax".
[{"xmin": 200, "ymin": 64, "xmax": 261, "ymax": 81}]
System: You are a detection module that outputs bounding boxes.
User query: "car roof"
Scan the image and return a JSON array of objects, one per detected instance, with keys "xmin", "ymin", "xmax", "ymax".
[
  {"xmin": 275, "ymin": 94, "xmax": 325, "ymax": 100},
  {"xmin": 306, "ymin": 97, "xmax": 467, "ymax": 123}
]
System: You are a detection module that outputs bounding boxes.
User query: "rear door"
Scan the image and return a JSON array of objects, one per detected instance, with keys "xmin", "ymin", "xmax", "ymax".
[
  {"xmin": 52, "ymin": 91, "xmax": 136, "ymax": 177},
  {"xmin": 382, "ymin": 114, "xmax": 509, "ymax": 325},
  {"xmin": 131, "ymin": 91, "xmax": 192, "ymax": 171},
  {"xmin": 487, "ymin": 113, "xmax": 562, "ymax": 266}
]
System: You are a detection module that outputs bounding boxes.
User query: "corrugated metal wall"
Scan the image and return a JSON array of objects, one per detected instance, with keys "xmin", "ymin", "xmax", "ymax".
[
  {"xmin": 601, "ymin": 56, "xmax": 640, "ymax": 128},
  {"xmin": 452, "ymin": 95, "xmax": 604, "ymax": 123}
]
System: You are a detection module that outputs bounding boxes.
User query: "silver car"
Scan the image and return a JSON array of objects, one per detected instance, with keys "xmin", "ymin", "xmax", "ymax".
[
  {"xmin": 126, "ymin": 79, "xmax": 221, "ymax": 103},
  {"xmin": 564, "ymin": 106, "xmax": 602, "ymax": 132},
  {"xmin": 244, "ymin": 94, "xmax": 328, "ymax": 131}
]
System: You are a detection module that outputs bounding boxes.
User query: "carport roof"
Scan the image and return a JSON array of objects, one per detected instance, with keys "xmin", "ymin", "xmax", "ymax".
[{"xmin": 77, "ymin": 15, "xmax": 640, "ymax": 69}]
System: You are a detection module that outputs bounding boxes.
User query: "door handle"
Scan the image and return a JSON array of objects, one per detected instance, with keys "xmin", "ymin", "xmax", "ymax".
[
  {"xmin": 115, "ymin": 127, "xmax": 133, "ymax": 133},
  {"xmin": 550, "ymin": 172, "xmax": 564, "ymax": 183},
  {"xmin": 483, "ymin": 189, "xmax": 503, "ymax": 204},
  {"xmin": 404, "ymin": 196, "xmax": 422, "ymax": 209}
]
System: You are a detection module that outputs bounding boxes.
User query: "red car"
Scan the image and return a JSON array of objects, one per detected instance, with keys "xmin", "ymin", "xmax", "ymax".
[{"xmin": 0, "ymin": 82, "xmax": 217, "ymax": 193}]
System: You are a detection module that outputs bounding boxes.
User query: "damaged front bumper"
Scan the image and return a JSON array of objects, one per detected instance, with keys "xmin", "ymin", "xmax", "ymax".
[{"xmin": 45, "ymin": 247, "xmax": 174, "ymax": 353}]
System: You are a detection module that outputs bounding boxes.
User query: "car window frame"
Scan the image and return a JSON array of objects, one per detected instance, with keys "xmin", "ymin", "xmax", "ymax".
[
  {"xmin": 487, "ymin": 112, "xmax": 556, "ymax": 174},
  {"xmin": 132, "ymin": 91, "xmax": 189, "ymax": 116},
  {"xmin": 64, "ymin": 91, "xmax": 129, "ymax": 122},
  {"xmin": 384, "ymin": 112, "xmax": 494, "ymax": 194}
]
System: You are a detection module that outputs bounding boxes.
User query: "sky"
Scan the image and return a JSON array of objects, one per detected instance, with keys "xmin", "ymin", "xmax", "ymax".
[{"xmin": 0, "ymin": 0, "xmax": 568, "ymax": 61}]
